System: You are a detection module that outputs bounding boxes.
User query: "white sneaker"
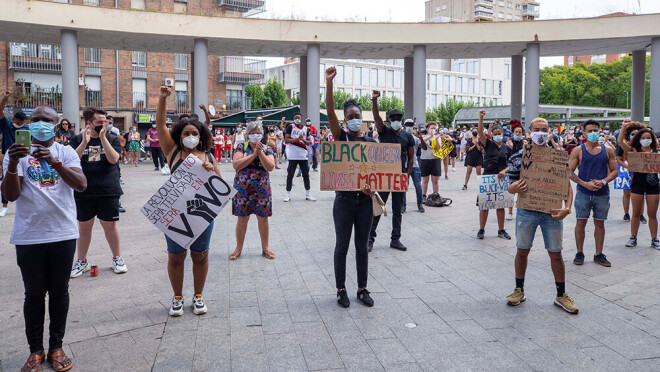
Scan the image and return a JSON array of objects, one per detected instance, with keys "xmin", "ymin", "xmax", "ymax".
[
  {"xmin": 0, "ymin": 207, "xmax": 7, "ymax": 217},
  {"xmin": 452, "ymin": 168, "xmax": 456, "ymax": 172},
  {"xmin": 283, "ymin": 193, "xmax": 291, "ymax": 202},
  {"xmin": 70, "ymin": 259, "xmax": 90, "ymax": 278},
  {"xmin": 111, "ymin": 256, "xmax": 128, "ymax": 274},
  {"xmin": 169, "ymin": 296, "xmax": 184, "ymax": 317},
  {"xmin": 306, "ymin": 193, "xmax": 316, "ymax": 201},
  {"xmin": 506, "ymin": 213, "xmax": 514, "ymax": 221},
  {"xmin": 192, "ymin": 294, "xmax": 208, "ymax": 315}
]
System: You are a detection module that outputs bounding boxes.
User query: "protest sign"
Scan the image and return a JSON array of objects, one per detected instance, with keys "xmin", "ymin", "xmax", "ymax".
[
  {"xmin": 477, "ymin": 174, "xmax": 515, "ymax": 210},
  {"xmin": 614, "ymin": 165, "xmax": 631, "ymax": 190},
  {"xmin": 516, "ymin": 144, "xmax": 570, "ymax": 213},
  {"xmin": 431, "ymin": 138, "xmax": 454, "ymax": 160},
  {"xmin": 320, "ymin": 141, "xmax": 408, "ymax": 192},
  {"xmin": 141, "ymin": 154, "xmax": 236, "ymax": 249},
  {"xmin": 626, "ymin": 152, "xmax": 660, "ymax": 173}
]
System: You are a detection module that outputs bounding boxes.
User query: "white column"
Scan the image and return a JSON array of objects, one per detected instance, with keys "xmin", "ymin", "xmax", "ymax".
[
  {"xmin": 61, "ymin": 30, "xmax": 80, "ymax": 131},
  {"xmin": 192, "ymin": 39, "xmax": 208, "ymax": 118},
  {"xmin": 510, "ymin": 54, "xmax": 523, "ymax": 121},
  {"xmin": 524, "ymin": 42, "xmax": 540, "ymax": 129},
  {"xmin": 306, "ymin": 44, "xmax": 320, "ymax": 132},
  {"xmin": 651, "ymin": 38, "xmax": 660, "ymax": 130},
  {"xmin": 631, "ymin": 50, "xmax": 646, "ymax": 123},
  {"xmin": 404, "ymin": 56, "xmax": 413, "ymax": 121},
  {"xmin": 300, "ymin": 55, "xmax": 307, "ymax": 120},
  {"xmin": 412, "ymin": 45, "xmax": 426, "ymax": 124}
]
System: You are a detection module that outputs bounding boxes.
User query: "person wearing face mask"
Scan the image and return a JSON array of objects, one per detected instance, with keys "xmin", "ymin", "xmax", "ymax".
[
  {"xmin": 504, "ymin": 121, "xmax": 525, "ymax": 220},
  {"xmin": 616, "ymin": 120, "xmax": 647, "ymax": 223},
  {"xmin": 402, "ymin": 119, "xmax": 426, "ymax": 213},
  {"xmin": 505, "ymin": 117, "xmax": 578, "ymax": 314},
  {"xmin": 448, "ymin": 128, "xmax": 460, "ymax": 173},
  {"xmin": 563, "ymin": 127, "xmax": 580, "ymax": 155},
  {"xmin": 463, "ymin": 126, "xmax": 483, "ymax": 190},
  {"xmin": 618, "ymin": 121, "xmax": 660, "ymax": 249},
  {"xmin": 568, "ymin": 120, "xmax": 618, "ymax": 267},
  {"xmin": 3, "ymin": 106, "xmax": 87, "ymax": 372},
  {"xmin": 214, "ymin": 127, "xmax": 224, "ymax": 162},
  {"xmin": 147, "ymin": 120, "xmax": 166, "ymax": 172},
  {"xmin": 283, "ymin": 112, "xmax": 315, "ymax": 202},
  {"xmin": 69, "ymin": 107, "xmax": 127, "ymax": 279},
  {"xmin": 0, "ymin": 91, "xmax": 29, "ymax": 217},
  {"xmin": 224, "ymin": 129, "xmax": 233, "ymax": 162},
  {"xmin": 233, "ymin": 123, "xmax": 245, "ymax": 152},
  {"xmin": 368, "ymin": 92, "xmax": 415, "ymax": 252},
  {"xmin": 156, "ymin": 86, "xmax": 221, "ymax": 317},
  {"xmin": 126, "ymin": 125, "xmax": 140, "ymax": 167},
  {"xmin": 420, "ymin": 122, "xmax": 442, "ymax": 198},
  {"xmin": 476, "ymin": 110, "xmax": 512, "ymax": 240},
  {"xmin": 459, "ymin": 126, "xmax": 468, "ymax": 161}
]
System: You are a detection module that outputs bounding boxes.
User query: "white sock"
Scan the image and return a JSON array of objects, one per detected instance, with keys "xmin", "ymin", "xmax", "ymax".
[{"xmin": 306, "ymin": 190, "xmax": 311, "ymax": 197}]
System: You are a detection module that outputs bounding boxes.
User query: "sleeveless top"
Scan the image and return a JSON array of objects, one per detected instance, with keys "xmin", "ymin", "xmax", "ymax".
[
  {"xmin": 577, "ymin": 143, "xmax": 609, "ymax": 196},
  {"xmin": 169, "ymin": 148, "xmax": 213, "ymax": 173}
]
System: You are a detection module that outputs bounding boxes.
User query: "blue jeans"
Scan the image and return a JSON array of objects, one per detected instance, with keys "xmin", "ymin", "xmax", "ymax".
[
  {"xmin": 574, "ymin": 191, "xmax": 610, "ymax": 221},
  {"xmin": 515, "ymin": 208, "xmax": 563, "ymax": 252},
  {"xmin": 166, "ymin": 221, "xmax": 214, "ymax": 254},
  {"xmin": 403, "ymin": 167, "xmax": 423, "ymax": 207}
]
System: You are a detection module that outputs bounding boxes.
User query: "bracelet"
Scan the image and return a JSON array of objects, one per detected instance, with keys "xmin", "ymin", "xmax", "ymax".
[
  {"xmin": 52, "ymin": 161, "xmax": 63, "ymax": 170},
  {"xmin": 6, "ymin": 168, "xmax": 18, "ymax": 175}
]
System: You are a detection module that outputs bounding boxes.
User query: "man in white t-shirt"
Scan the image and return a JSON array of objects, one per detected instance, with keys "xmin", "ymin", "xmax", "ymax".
[
  {"xmin": 284, "ymin": 112, "xmax": 315, "ymax": 202},
  {"xmin": 2, "ymin": 106, "xmax": 87, "ymax": 372}
]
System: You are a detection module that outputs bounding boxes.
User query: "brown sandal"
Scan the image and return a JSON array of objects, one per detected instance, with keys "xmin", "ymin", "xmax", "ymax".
[
  {"xmin": 20, "ymin": 351, "xmax": 45, "ymax": 372},
  {"xmin": 262, "ymin": 250, "xmax": 275, "ymax": 259},
  {"xmin": 229, "ymin": 249, "xmax": 242, "ymax": 260},
  {"xmin": 47, "ymin": 349, "xmax": 73, "ymax": 372}
]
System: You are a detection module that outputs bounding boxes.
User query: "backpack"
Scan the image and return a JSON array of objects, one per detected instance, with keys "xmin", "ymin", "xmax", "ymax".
[{"xmin": 424, "ymin": 192, "xmax": 453, "ymax": 207}]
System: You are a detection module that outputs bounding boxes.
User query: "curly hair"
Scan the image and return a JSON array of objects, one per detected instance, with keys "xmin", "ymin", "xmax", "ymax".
[
  {"xmin": 343, "ymin": 99, "xmax": 361, "ymax": 115},
  {"xmin": 170, "ymin": 117, "xmax": 213, "ymax": 152},
  {"xmin": 624, "ymin": 122, "xmax": 645, "ymax": 139},
  {"xmin": 631, "ymin": 128, "xmax": 658, "ymax": 152}
]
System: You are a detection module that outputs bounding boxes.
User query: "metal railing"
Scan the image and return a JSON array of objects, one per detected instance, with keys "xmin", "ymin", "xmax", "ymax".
[
  {"xmin": 13, "ymin": 86, "xmax": 62, "ymax": 112},
  {"xmin": 132, "ymin": 51, "xmax": 147, "ymax": 78},
  {"xmin": 225, "ymin": 96, "xmax": 252, "ymax": 113},
  {"xmin": 85, "ymin": 90, "xmax": 102, "ymax": 108},
  {"xmin": 133, "ymin": 92, "xmax": 147, "ymax": 113},
  {"xmin": 219, "ymin": 56, "xmax": 266, "ymax": 85},
  {"xmin": 175, "ymin": 91, "xmax": 189, "ymax": 114},
  {"xmin": 218, "ymin": 0, "xmax": 266, "ymax": 16},
  {"xmin": 474, "ymin": 0, "xmax": 494, "ymax": 7},
  {"xmin": 9, "ymin": 42, "xmax": 62, "ymax": 72}
]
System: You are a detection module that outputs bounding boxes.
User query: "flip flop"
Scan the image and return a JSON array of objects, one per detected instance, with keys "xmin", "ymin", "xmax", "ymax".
[
  {"xmin": 47, "ymin": 349, "xmax": 73, "ymax": 372},
  {"xmin": 262, "ymin": 250, "xmax": 275, "ymax": 259}
]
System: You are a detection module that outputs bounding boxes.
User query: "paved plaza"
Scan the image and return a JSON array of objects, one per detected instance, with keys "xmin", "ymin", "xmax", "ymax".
[{"xmin": 1, "ymin": 160, "xmax": 660, "ymax": 372}]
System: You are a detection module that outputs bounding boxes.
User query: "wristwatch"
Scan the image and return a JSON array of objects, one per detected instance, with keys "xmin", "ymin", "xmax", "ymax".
[{"xmin": 601, "ymin": 179, "xmax": 608, "ymax": 186}]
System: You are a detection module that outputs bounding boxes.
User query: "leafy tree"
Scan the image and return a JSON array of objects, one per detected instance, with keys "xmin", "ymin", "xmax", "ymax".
[
  {"xmin": 245, "ymin": 85, "xmax": 264, "ymax": 109},
  {"xmin": 427, "ymin": 99, "xmax": 476, "ymax": 127},
  {"xmin": 262, "ymin": 77, "xmax": 288, "ymax": 108},
  {"xmin": 291, "ymin": 92, "xmax": 300, "ymax": 106}
]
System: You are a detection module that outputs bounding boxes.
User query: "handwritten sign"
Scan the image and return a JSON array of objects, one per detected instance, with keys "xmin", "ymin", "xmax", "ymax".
[
  {"xmin": 627, "ymin": 152, "xmax": 660, "ymax": 174},
  {"xmin": 432, "ymin": 139, "xmax": 454, "ymax": 160},
  {"xmin": 477, "ymin": 174, "xmax": 515, "ymax": 210},
  {"xmin": 141, "ymin": 155, "xmax": 236, "ymax": 249},
  {"xmin": 614, "ymin": 165, "xmax": 631, "ymax": 190},
  {"xmin": 516, "ymin": 144, "xmax": 570, "ymax": 213},
  {"xmin": 320, "ymin": 141, "xmax": 408, "ymax": 192}
]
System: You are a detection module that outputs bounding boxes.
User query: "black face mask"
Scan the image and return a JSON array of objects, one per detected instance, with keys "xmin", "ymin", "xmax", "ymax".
[
  {"xmin": 472, "ymin": 132, "xmax": 478, "ymax": 136},
  {"xmin": 94, "ymin": 125, "xmax": 103, "ymax": 134}
]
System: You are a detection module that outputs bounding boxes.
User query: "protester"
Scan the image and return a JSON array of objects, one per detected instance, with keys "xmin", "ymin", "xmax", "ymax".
[
  {"xmin": 284, "ymin": 112, "xmax": 316, "ymax": 202},
  {"xmin": 224, "ymin": 129, "xmax": 233, "ymax": 162},
  {"xmin": 147, "ymin": 122, "xmax": 167, "ymax": 171},
  {"xmin": 618, "ymin": 120, "xmax": 660, "ymax": 249},
  {"xmin": 0, "ymin": 91, "xmax": 29, "ymax": 217},
  {"xmin": 420, "ymin": 122, "xmax": 442, "ymax": 201},
  {"xmin": 505, "ymin": 121, "xmax": 525, "ymax": 220},
  {"xmin": 440, "ymin": 128, "xmax": 452, "ymax": 180},
  {"xmin": 569, "ymin": 119, "xmax": 617, "ymax": 267},
  {"xmin": 564, "ymin": 127, "xmax": 580, "ymax": 155},
  {"xmin": 233, "ymin": 123, "xmax": 245, "ymax": 153},
  {"xmin": 54, "ymin": 119, "xmax": 74, "ymax": 146},
  {"xmin": 449, "ymin": 128, "xmax": 459, "ymax": 173},
  {"xmin": 3, "ymin": 106, "xmax": 87, "ymax": 372},
  {"xmin": 127, "ymin": 125, "xmax": 140, "ymax": 167},
  {"xmin": 368, "ymin": 97, "xmax": 414, "ymax": 252},
  {"xmin": 156, "ymin": 86, "xmax": 220, "ymax": 316},
  {"xmin": 459, "ymin": 126, "xmax": 468, "ymax": 161},
  {"xmin": 229, "ymin": 119, "xmax": 276, "ymax": 260},
  {"xmin": 69, "ymin": 108, "xmax": 127, "ymax": 279},
  {"xmin": 463, "ymin": 127, "xmax": 482, "ymax": 190},
  {"xmin": 214, "ymin": 127, "xmax": 224, "ymax": 162},
  {"xmin": 325, "ymin": 66, "xmax": 375, "ymax": 307},
  {"xmin": 275, "ymin": 122, "xmax": 284, "ymax": 165},
  {"xmin": 476, "ymin": 110, "xmax": 512, "ymax": 240},
  {"xmin": 506, "ymin": 117, "xmax": 578, "ymax": 314},
  {"xmin": 402, "ymin": 119, "xmax": 426, "ymax": 213},
  {"xmin": 616, "ymin": 121, "xmax": 647, "ymax": 222}
]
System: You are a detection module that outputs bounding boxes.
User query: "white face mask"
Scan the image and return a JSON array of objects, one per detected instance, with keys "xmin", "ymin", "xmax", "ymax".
[
  {"xmin": 640, "ymin": 139, "xmax": 653, "ymax": 148},
  {"xmin": 294, "ymin": 119, "xmax": 301, "ymax": 125},
  {"xmin": 248, "ymin": 133, "xmax": 263, "ymax": 143},
  {"xmin": 390, "ymin": 121, "xmax": 402, "ymax": 131},
  {"xmin": 182, "ymin": 135, "xmax": 199, "ymax": 149},
  {"xmin": 530, "ymin": 131, "xmax": 549, "ymax": 146}
]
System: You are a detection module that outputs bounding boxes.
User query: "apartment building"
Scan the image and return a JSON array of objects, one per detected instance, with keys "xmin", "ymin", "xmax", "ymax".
[
  {"xmin": 0, "ymin": 0, "xmax": 267, "ymax": 131},
  {"xmin": 424, "ymin": 0, "xmax": 540, "ymax": 23}
]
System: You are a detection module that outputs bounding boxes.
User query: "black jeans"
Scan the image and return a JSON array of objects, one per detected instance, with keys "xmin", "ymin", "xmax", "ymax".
[
  {"xmin": 151, "ymin": 147, "xmax": 166, "ymax": 168},
  {"xmin": 16, "ymin": 240, "xmax": 76, "ymax": 353},
  {"xmin": 333, "ymin": 192, "xmax": 373, "ymax": 289},
  {"xmin": 286, "ymin": 159, "xmax": 310, "ymax": 191},
  {"xmin": 369, "ymin": 191, "xmax": 404, "ymax": 243}
]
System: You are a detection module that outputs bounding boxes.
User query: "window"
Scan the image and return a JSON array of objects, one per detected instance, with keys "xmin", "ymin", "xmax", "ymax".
[
  {"xmin": 499, "ymin": 1, "xmax": 504, "ymax": 6},
  {"xmin": 132, "ymin": 79, "xmax": 147, "ymax": 108},
  {"xmin": 355, "ymin": 89, "xmax": 362, "ymax": 97},
  {"xmin": 497, "ymin": 81, "xmax": 502, "ymax": 95},
  {"xmin": 430, "ymin": 74, "xmax": 437, "ymax": 91},
  {"xmin": 508, "ymin": 2, "xmax": 513, "ymax": 8},
  {"xmin": 371, "ymin": 68, "xmax": 378, "ymax": 87},
  {"xmin": 449, "ymin": 76, "xmax": 456, "ymax": 92},
  {"xmin": 387, "ymin": 70, "xmax": 394, "ymax": 88},
  {"xmin": 355, "ymin": 67, "xmax": 362, "ymax": 86},
  {"xmin": 173, "ymin": 0, "xmax": 187, "ymax": 12},
  {"xmin": 515, "ymin": 16, "xmax": 521, "ymax": 20},
  {"xmin": 487, "ymin": 80, "xmax": 493, "ymax": 95},
  {"xmin": 481, "ymin": 79, "xmax": 487, "ymax": 95},
  {"xmin": 131, "ymin": 51, "xmax": 146, "ymax": 67},
  {"xmin": 377, "ymin": 69, "xmax": 385, "ymax": 87},
  {"xmin": 84, "ymin": 48, "xmax": 100, "ymax": 64},
  {"xmin": 320, "ymin": 64, "xmax": 325, "ymax": 84},
  {"xmin": 516, "ymin": 3, "xmax": 521, "ymax": 9},
  {"xmin": 427, "ymin": 74, "xmax": 430, "ymax": 90},
  {"xmin": 457, "ymin": 77, "xmax": 463, "ymax": 93},
  {"xmin": 83, "ymin": 0, "xmax": 100, "ymax": 5},
  {"xmin": 361, "ymin": 68, "xmax": 370, "ymax": 86},
  {"xmin": 469, "ymin": 78, "xmax": 476, "ymax": 94},
  {"xmin": 227, "ymin": 89, "xmax": 244, "ymax": 111},
  {"xmin": 442, "ymin": 5, "xmax": 447, "ymax": 10},
  {"xmin": 505, "ymin": 63, "xmax": 511, "ymax": 79},
  {"xmin": 344, "ymin": 66, "xmax": 352, "ymax": 85},
  {"xmin": 431, "ymin": 94, "xmax": 438, "ymax": 108},
  {"xmin": 131, "ymin": 0, "xmax": 145, "ymax": 10},
  {"xmin": 462, "ymin": 77, "xmax": 468, "ymax": 93},
  {"xmin": 393, "ymin": 71, "xmax": 401, "ymax": 88},
  {"xmin": 174, "ymin": 53, "xmax": 188, "ymax": 70},
  {"xmin": 336, "ymin": 65, "xmax": 345, "ymax": 84}
]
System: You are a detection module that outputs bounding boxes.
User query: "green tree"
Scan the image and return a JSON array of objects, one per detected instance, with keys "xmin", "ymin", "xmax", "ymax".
[
  {"xmin": 245, "ymin": 85, "xmax": 264, "ymax": 109},
  {"xmin": 291, "ymin": 92, "xmax": 300, "ymax": 106},
  {"xmin": 428, "ymin": 99, "xmax": 476, "ymax": 127},
  {"xmin": 262, "ymin": 77, "xmax": 287, "ymax": 108}
]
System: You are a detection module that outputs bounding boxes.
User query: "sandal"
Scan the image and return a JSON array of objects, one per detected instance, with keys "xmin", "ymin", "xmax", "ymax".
[
  {"xmin": 262, "ymin": 250, "xmax": 275, "ymax": 259},
  {"xmin": 20, "ymin": 351, "xmax": 45, "ymax": 372},
  {"xmin": 229, "ymin": 249, "xmax": 242, "ymax": 260},
  {"xmin": 47, "ymin": 349, "xmax": 73, "ymax": 372}
]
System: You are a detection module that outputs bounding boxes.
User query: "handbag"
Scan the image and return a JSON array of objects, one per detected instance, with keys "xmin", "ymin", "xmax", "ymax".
[{"xmin": 371, "ymin": 192, "xmax": 387, "ymax": 217}]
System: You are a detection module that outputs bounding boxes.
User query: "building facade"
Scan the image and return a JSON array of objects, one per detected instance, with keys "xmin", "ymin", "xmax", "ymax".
[
  {"xmin": 0, "ymin": 0, "xmax": 267, "ymax": 131},
  {"xmin": 424, "ymin": 0, "xmax": 539, "ymax": 23}
]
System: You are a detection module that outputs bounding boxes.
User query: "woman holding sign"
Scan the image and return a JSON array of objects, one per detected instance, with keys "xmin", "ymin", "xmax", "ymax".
[
  {"xmin": 326, "ymin": 66, "xmax": 376, "ymax": 308},
  {"xmin": 157, "ymin": 86, "xmax": 221, "ymax": 317},
  {"xmin": 463, "ymin": 128, "xmax": 483, "ymax": 190},
  {"xmin": 618, "ymin": 121, "xmax": 660, "ymax": 249}
]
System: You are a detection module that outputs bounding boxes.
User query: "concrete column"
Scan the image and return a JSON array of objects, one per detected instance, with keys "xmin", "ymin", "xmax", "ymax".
[
  {"xmin": 192, "ymin": 38, "xmax": 208, "ymax": 118},
  {"xmin": 510, "ymin": 54, "xmax": 523, "ymax": 121},
  {"xmin": 299, "ymin": 55, "xmax": 307, "ymax": 120},
  {"xmin": 60, "ymin": 30, "xmax": 80, "ymax": 131},
  {"xmin": 651, "ymin": 38, "xmax": 660, "ymax": 130},
  {"xmin": 631, "ymin": 49, "xmax": 647, "ymax": 123},
  {"xmin": 412, "ymin": 45, "xmax": 426, "ymax": 124},
  {"xmin": 524, "ymin": 42, "xmax": 540, "ymax": 129},
  {"xmin": 404, "ymin": 56, "xmax": 413, "ymax": 121},
  {"xmin": 306, "ymin": 44, "xmax": 320, "ymax": 132}
]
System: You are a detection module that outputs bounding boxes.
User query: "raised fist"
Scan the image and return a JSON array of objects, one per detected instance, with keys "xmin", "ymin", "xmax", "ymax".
[
  {"xmin": 325, "ymin": 66, "xmax": 337, "ymax": 81},
  {"xmin": 159, "ymin": 86, "xmax": 171, "ymax": 99}
]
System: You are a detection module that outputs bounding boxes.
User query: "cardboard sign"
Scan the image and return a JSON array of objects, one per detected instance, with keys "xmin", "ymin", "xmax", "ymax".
[
  {"xmin": 141, "ymin": 154, "xmax": 237, "ymax": 249},
  {"xmin": 626, "ymin": 152, "xmax": 660, "ymax": 174},
  {"xmin": 320, "ymin": 141, "xmax": 408, "ymax": 192},
  {"xmin": 516, "ymin": 144, "xmax": 570, "ymax": 213},
  {"xmin": 614, "ymin": 165, "xmax": 631, "ymax": 190},
  {"xmin": 432, "ymin": 139, "xmax": 455, "ymax": 160},
  {"xmin": 477, "ymin": 174, "xmax": 515, "ymax": 210}
]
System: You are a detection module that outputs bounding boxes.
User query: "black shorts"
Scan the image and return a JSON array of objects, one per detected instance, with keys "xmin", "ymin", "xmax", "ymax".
[
  {"xmin": 420, "ymin": 159, "xmax": 442, "ymax": 177},
  {"xmin": 631, "ymin": 184, "xmax": 660, "ymax": 195},
  {"xmin": 76, "ymin": 196, "xmax": 120, "ymax": 222}
]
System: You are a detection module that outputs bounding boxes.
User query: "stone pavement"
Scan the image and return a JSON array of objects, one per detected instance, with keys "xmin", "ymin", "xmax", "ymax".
[{"xmin": 1, "ymin": 158, "xmax": 660, "ymax": 372}]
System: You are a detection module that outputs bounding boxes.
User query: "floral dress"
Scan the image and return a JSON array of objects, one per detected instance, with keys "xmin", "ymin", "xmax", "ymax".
[{"xmin": 232, "ymin": 145, "xmax": 274, "ymax": 218}]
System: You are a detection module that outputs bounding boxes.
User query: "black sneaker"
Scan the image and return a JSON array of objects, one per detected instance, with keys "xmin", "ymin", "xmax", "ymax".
[
  {"xmin": 368, "ymin": 241, "xmax": 374, "ymax": 253},
  {"xmin": 445, "ymin": 175, "xmax": 449, "ymax": 180},
  {"xmin": 296, "ymin": 173, "xmax": 302, "ymax": 178},
  {"xmin": 357, "ymin": 289, "xmax": 374, "ymax": 307},
  {"xmin": 498, "ymin": 229, "xmax": 511, "ymax": 240},
  {"xmin": 573, "ymin": 251, "xmax": 585, "ymax": 265},
  {"xmin": 623, "ymin": 214, "xmax": 631, "ymax": 222},
  {"xmin": 154, "ymin": 167, "xmax": 159, "ymax": 171},
  {"xmin": 418, "ymin": 204, "xmax": 425, "ymax": 213},
  {"xmin": 390, "ymin": 240, "xmax": 407, "ymax": 251},
  {"xmin": 594, "ymin": 253, "xmax": 611, "ymax": 267},
  {"xmin": 401, "ymin": 205, "xmax": 406, "ymax": 214},
  {"xmin": 337, "ymin": 289, "xmax": 350, "ymax": 308},
  {"xmin": 625, "ymin": 236, "xmax": 637, "ymax": 247},
  {"xmin": 462, "ymin": 184, "xmax": 467, "ymax": 190},
  {"xmin": 641, "ymin": 215, "xmax": 648, "ymax": 224},
  {"xmin": 477, "ymin": 229, "xmax": 485, "ymax": 239},
  {"xmin": 422, "ymin": 195, "xmax": 427, "ymax": 203}
]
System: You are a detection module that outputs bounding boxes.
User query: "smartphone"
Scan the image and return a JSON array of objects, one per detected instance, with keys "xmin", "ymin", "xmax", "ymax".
[{"xmin": 15, "ymin": 129, "xmax": 31, "ymax": 149}]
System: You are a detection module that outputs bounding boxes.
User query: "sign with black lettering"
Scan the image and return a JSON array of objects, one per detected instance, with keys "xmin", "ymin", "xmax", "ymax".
[
  {"xmin": 516, "ymin": 144, "xmax": 570, "ymax": 213},
  {"xmin": 141, "ymin": 154, "xmax": 236, "ymax": 249},
  {"xmin": 626, "ymin": 152, "xmax": 660, "ymax": 173},
  {"xmin": 477, "ymin": 174, "xmax": 514, "ymax": 210}
]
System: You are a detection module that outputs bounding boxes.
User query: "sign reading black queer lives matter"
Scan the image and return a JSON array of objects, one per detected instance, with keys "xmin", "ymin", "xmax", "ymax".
[{"xmin": 141, "ymin": 155, "xmax": 236, "ymax": 249}]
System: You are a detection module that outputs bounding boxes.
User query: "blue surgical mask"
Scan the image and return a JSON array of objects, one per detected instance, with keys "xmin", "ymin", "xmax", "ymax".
[
  {"xmin": 152, "ymin": 124, "xmax": 156, "ymax": 128},
  {"xmin": 587, "ymin": 132, "xmax": 600, "ymax": 143},
  {"xmin": 552, "ymin": 131, "xmax": 558, "ymax": 136},
  {"xmin": 493, "ymin": 135, "xmax": 503, "ymax": 143},
  {"xmin": 237, "ymin": 128, "xmax": 243, "ymax": 132},
  {"xmin": 390, "ymin": 120, "xmax": 402, "ymax": 131},
  {"xmin": 107, "ymin": 124, "xmax": 114, "ymax": 132},
  {"xmin": 29, "ymin": 121, "xmax": 55, "ymax": 142},
  {"xmin": 512, "ymin": 135, "xmax": 523, "ymax": 141},
  {"xmin": 630, "ymin": 135, "xmax": 635, "ymax": 140},
  {"xmin": 346, "ymin": 119, "xmax": 362, "ymax": 132}
]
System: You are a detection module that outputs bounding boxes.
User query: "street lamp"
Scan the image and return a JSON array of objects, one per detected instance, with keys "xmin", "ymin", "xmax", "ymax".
[{"xmin": 624, "ymin": 91, "xmax": 630, "ymax": 109}]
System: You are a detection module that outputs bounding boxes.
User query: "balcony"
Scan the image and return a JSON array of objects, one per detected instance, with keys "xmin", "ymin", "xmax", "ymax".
[
  {"xmin": 522, "ymin": 2, "xmax": 540, "ymax": 18},
  {"xmin": 13, "ymin": 84, "xmax": 62, "ymax": 113},
  {"xmin": 218, "ymin": 56, "xmax": 266, "ymax": 85},
  {"xmin": 9, "ymin": 43, "xmax": 61, "ymax": 72},
  {"xmin": 85, "ymin": 90, "xmax": 102, "ymax": 108},
  {"xmin": 218, "ymin": 0, "xmax": 266, "ymax": 16},
  {"xmin": 226, "ymin": 96, "xmax": 252, "ymax": 113},
  {"xmin": 474, "ymin": 0, "xmax": 494, "ymax": 8},
  {"xmin": 133, "ymin": 92, "xmax": 147, "ymax": 113},
  {"xmin": 175, "ymin": 91, "xmax": 189, "ymax": 114},
  {"xmin": 474, "ymin": 11, "xmax": 494, "ymax": 21},
  {"xmin": 132, "ymin": 51, "xmax": 147, "ymax": 79}
]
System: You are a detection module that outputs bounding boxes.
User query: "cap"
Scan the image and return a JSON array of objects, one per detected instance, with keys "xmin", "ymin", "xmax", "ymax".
[
  {"xmin": 404, "ymin": 119, "xmax": 414, "ymax": 126},
  {"xmin": 388, "ymin": 109, "xmax": 403, "ymax": 120}
]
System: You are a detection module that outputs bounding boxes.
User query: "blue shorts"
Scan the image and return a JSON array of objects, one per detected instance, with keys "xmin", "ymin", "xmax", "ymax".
[
  {"xmin": 574, "ymin": 191, "xmax": 610, "ymax": 221},
  {"xmin": 515, "ymin": 208, "xmax": 563, "ymax": 252},
  {"xmin": 166, "ymin": 221, "xmax": 214, "ymax": 254}
]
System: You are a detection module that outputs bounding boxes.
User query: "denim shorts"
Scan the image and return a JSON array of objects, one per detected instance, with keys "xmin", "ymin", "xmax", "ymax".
[
  {"xmin": 574, "ymin": 191, "xmax": 610, "ymax": 221},
  {"xmin": 166, "ymin": 221, "xmax": 214, "ymax": 254},
  {"xmin": 515, "ymin": 208, "xmax": 563, "ymax": 252}
]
